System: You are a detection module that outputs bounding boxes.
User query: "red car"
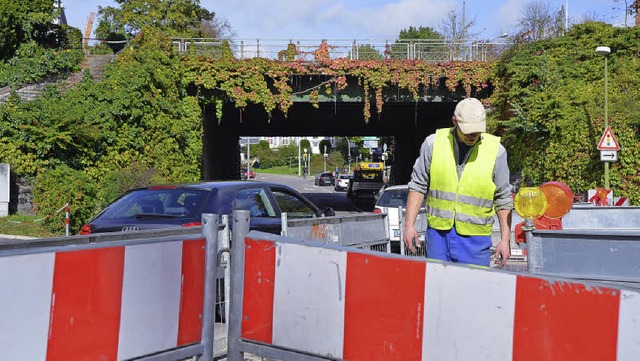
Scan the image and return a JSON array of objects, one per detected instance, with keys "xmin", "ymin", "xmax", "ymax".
[{"xmin": 242, "ymin": 169, "xmax": 255, "ymax": 180}]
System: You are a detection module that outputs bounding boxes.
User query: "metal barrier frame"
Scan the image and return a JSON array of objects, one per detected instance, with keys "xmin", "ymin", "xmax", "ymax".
[
  {"xmin": 397, "ymin": 207, "xmax": 427, "ymax": 257},
  {"xmin": 281, "ymin": 212, "xmax": 390, "ymax": 251},
  {"xmin": 0, "ymin": 214, "xmax": 223, "ymax": 361}
]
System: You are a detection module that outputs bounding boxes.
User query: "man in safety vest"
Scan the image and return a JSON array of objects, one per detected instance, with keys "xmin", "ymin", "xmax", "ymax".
[{"xmin": 403, "ymin": 98, "xmax": 513, "ymax": 268}]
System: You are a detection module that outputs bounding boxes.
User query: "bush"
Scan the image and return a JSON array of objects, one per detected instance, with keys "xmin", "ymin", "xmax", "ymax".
[
  {"xmin": 97, "ymin": 164, "xmax": 168, "ymax": 208},
  {"xmin": 33, "ymin": 165, "xmax": 99, "ymax": 235},
  {"xmin": 0, "ymin": 42, "xmax": 83, "ymax": 86}
]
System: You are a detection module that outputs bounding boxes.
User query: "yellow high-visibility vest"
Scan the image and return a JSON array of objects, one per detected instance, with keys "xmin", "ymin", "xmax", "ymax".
[{"xmin": 426, "ymin": 128, "xmax": 500, "ymax": 235}]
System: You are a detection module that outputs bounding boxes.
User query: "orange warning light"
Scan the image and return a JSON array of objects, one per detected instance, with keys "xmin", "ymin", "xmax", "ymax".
[
  {"xmin": 514, "ymin": 187, "xmax": 547, "ymax": 219},
  {"xmin": 539, "ymin": 181, "xmax": 573, "ymax": 219}
]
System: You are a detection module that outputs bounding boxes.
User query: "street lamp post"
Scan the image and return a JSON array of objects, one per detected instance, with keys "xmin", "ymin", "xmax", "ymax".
[
  {"xmin": 298, "ymin": 138, "xmax": 301, "ymax": 177},
  {"xmin": 596, "ymin": 46, "xmax": 611, "ymax": 189}
]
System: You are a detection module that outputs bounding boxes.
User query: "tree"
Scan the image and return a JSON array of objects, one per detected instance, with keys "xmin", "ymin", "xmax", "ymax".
[
  {"xmin": 349, "ymin": 44, "xmax": 382, "ymax": 60},
  {"xmin": 300, "ymin": 139, "xmax": 311, "ymax": 154},
  {"xmin": 389, "ymin": 26, "xmax": 444, "ymax": 60},
  {"xmin": 0, "ymin": 0, "xmax": 57, "ymax": 60},
  {"xmin": 439, "ymin": 6, "xmax": 477, "ymax": 41},
  {"xmin": 613, "ymin": 0, "xmax": 640, "ymax": 27},
  {"xmin": 399, "ymin": 26, "xmax": 442, "ymax": 40},
  {"xmin": 516, "ymin": 0, "xmax": 565, "ymax": 42},
  {"xmin": 438, "ymin": 5, "xmax": 477, "ymax": 61},
  {"xmin": 96, "ymin": 0, "xmax": 220, "ymax": 39},
  {"xmin": 318, "ymin": 139, "xmax": 332, "ymax": 154}
]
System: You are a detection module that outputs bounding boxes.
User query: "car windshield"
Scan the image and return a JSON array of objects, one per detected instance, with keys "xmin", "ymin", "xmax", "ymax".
[
  {"xmin": 98, "ymin": 188, "xmax": 210, "ymax": 220},
  {"xmin": 376, "ymin": 188, "xmax": 409, "ymax": 207},
  {"xmin": 339, "ymin": 174, "xmax": 351, "ymax": 179}
]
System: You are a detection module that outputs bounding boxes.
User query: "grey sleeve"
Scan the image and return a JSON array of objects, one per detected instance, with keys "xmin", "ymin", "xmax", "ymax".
[
  {"xmin": 407, "ymin": 135, "xmax": 435, "ymax": 195},
  {"xmin": 493, "ymin": 145, "xmax": 513, "ymax": 211}
]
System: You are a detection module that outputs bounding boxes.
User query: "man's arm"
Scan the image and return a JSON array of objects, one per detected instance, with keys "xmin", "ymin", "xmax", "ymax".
[
  {"xmin": 403, "ymin": 190, "xmax": 425, "ymax": 253},
  {"xmin": 494, "ymin": 209, "xmax": 511, "ymax": 268}
]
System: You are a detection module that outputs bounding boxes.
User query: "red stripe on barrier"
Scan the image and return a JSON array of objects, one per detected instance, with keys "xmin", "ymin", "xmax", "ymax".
[
  {"xmin": 343, "ymin": 253, "xmax": 426, "ymax": 360},
  {"xmin": 513, "ymin": 276, "xmax": 620, "ymax": 361},
  {"xmin": 46, "ymin": 248, "xmax": 125, "ymax": 361},
  {"xmin": 177, "ymin": 240, "xmax": 205, "ymax": 346},
  {"xmin": 241, "ymin": 238, "xmax": 276, "ymax": 344}
]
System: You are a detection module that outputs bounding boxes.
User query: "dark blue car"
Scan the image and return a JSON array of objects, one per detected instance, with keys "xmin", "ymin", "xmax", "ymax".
[{"xmin": 80, "ymin": 181, "xmax": 334, "ymax": 235}]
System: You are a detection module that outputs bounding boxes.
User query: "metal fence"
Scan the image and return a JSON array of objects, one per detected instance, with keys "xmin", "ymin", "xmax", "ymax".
[
  {"xmin": 281, "ymin": 212, "xmax": 390, "ymax": 253},
  {"xmin": 172, "ymin": 38, "xmax": 510, "ymax": 62},
  {"xmin": 397, "ymin": 207, "xmax": 428, "ymax": 257}
]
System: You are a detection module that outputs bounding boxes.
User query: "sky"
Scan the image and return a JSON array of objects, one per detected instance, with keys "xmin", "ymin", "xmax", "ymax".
[{"xmin": 61, "ymin": 0, "xmax": 625, "ymax": 41}]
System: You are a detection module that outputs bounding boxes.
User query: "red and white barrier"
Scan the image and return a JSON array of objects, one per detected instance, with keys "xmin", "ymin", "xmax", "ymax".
[
  {"xmin": 240, "ymin": 236, "xmax": 640, "ymax": 361},
  {"xmin": 0, "ymin": 240, "xmax": 205, "ymax": 360}
]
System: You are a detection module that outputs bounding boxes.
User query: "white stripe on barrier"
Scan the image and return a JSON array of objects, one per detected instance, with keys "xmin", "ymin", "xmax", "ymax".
[
  {"xmin": 117, "ymin": 241, "xmax": 184, "ymax": 360},
  {"xmin": 273, "ymin": 243, "xmax": 347, "ymax": 358},
  {"xmin": 0, "ymin": 253, "xmax": 54, "ymax": 361},
  {"xmin": 618, "ymin": 290, "xmax": 640, "ymax": 361},
  {"xmin": 423, "ymin": 263, "xmax": 516, "ymax": 361}
]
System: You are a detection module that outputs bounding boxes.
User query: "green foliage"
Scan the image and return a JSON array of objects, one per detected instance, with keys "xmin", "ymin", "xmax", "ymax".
[
  {"xmin": 0, "ymin": 0, "xmax": 56, "ymax": 60},
  {"xmin": 328, "ymin": 150, "xmax": 346, "ymax": 168},
  {"xmin": 350, "ymin": 44, "xmax": 382, "ymax": 60},
  {"xmin": 0, "ymin": 42, "xmax": 83, "ymax": 86},
  {"xmin": 257, "ymin": 140, "xmax": 270, "ymax": 150},
  {"xmin": 183, "ymin": 42, "xmax": 493, "ymax": 122},
  {"xmin": 97, "ymin": 0, "xmax": 214, "ymax": 38},
  {"xmin": 319, "ymin": 139, "xmax": 332, "ymax": 154},
  {"xmin": 398, "ymin": 26, "xmax": 443, "ymax": 40},
  {"xmin": 491, "ymin": 22, "xmax": 640, "ymax": 203},
  {"xmin": 300, "ymin": 139, "xmax": 311, "ymax": 153},
  {"xmin": 0, "ymin": 214, "xmax": 55, "ymax": 238},
  {"xmin": 33, "ymin": 165, "xmax": 99, "ymax": 235},
  {"xmin": 97, "ymin": 163, "xmax": 168, "ymax": 207},
  {"xmin": 2, "ymin": 28, "xmax": 204, "ymax": 227}
]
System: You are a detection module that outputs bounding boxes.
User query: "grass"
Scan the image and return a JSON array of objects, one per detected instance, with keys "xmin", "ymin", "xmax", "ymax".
[
  {"xmin": 255, "ymin": 166, "xmax": 298, "ymax": 175},
  {"xmin": 0, "ymin": 214, "xmax": 56, "ymax": 238}
]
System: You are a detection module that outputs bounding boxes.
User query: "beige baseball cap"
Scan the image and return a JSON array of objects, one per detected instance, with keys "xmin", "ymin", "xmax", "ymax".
[{"xmin": 454, "ymin": 98, "xmax": 486, "ymax": 134}]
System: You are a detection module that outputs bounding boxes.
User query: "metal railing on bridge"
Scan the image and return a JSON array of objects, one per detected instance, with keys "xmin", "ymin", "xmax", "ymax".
[{"xmin": 172, "ymin": 38, "xmax": 510, "ymax": 62}]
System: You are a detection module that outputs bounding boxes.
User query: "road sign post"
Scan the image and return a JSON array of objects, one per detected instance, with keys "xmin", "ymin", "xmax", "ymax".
[{"xmin": 596, "ymin": 126, "xmax": 621, "ymax": 188}]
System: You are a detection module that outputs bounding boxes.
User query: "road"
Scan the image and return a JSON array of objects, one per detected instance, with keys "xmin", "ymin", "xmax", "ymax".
[{"xmin": 253, "ymin": 173, "xmax": 377, "ymax": 214}]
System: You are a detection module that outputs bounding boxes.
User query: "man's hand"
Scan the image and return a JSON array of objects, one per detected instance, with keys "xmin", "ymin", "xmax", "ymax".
[
  {"xmin": 494, "ymin": 239, "xmax": 510, "ymax": 268},
  {"xmin": 403, "ymin": 225, "xmax": 420, "ymax": 254},
  {"xmin": 403, "ymin": 191, "xmax": 426, "ymax": 254}
]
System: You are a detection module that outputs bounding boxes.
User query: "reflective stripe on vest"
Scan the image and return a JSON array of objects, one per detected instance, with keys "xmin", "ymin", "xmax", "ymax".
[{"xmin": 426, "ymin": 128, "xmax": 500, "ymax": 235}]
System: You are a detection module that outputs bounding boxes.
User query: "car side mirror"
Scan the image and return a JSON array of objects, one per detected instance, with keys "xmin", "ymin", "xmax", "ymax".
[{"xmin": 321, "ymin": 207, "xmax": 335, "ymax": 217}]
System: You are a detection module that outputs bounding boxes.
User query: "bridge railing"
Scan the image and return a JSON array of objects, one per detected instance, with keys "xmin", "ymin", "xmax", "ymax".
[{"xmin": 172, "ymin": 38, "xmax": 510, "ymax": 62}]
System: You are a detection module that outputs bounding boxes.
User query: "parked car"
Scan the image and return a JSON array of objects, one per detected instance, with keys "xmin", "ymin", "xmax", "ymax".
[
  {"xmin": 80, "ymin": 181, "xmax": 335, "ymax": 235},
  {"xmin": 334, "ymin": 173, "xmax": 352, "ymax": 191},
  {"xmin": 373, "ymin": 185, "xmax": 410, "ymax": 253},
  {"xmin": 314, "ymin": 172, "xmax": 335, "ymax": 186}
]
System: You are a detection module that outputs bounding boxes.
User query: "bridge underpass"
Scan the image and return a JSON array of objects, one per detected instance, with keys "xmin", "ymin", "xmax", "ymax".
[{"xmin": 202, "ymin": 100, "xmax": 457, "ymax": 185}]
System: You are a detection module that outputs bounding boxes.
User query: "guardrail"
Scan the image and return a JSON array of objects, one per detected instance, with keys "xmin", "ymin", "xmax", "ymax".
[{"xmin": 171, "ymin": 38, "xmax": 510, "ymax": 62}]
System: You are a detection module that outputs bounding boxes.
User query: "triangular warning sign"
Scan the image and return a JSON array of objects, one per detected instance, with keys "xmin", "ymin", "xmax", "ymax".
[{"xmin": 597, "ymin": 126, "xmax": 621, "ymax": 151}]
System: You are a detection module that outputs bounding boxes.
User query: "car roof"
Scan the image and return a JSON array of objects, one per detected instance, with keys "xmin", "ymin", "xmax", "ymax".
[{"xmin": 132, "ymin": 180, "xmax": 298, "ymax": 193}]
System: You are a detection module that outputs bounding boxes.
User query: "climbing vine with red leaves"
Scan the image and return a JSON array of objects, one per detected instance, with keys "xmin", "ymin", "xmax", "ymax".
[{"xmin": 181, "ymin": 42, "xmax": 495, "ymax": 122}]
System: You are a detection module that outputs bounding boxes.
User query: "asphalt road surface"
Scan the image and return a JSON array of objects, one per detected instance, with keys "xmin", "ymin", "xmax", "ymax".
[{"xmin": 254, "ymin": 173, "xmax": 377, "ymax": 214}]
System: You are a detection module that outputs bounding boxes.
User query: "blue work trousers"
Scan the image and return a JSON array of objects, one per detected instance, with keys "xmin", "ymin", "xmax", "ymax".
[{"xmin": 426, "ymin": 226, "xmax": 492, "ymax": 267}]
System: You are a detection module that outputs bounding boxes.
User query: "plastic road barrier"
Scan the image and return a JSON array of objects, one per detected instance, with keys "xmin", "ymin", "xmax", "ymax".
[
  {"xmin": 228, "ymin": 230, "xmax": 640, "ymax": 361},
  {"xmin": 0, "ymin": 215, "xmax": 224, "ymax": 361}
]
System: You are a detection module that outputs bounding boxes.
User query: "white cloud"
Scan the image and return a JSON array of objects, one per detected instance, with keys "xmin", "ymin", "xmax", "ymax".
[
  {"xmin": 208, "ymin": 0, "xmax": 454, "ymax": 40},
  {"xmin": 495, "ymin": 0, "xmax": 525, "ymax": 32}
]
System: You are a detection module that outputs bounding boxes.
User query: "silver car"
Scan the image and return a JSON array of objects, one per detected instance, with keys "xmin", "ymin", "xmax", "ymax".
[{"xmin": 334, "ymin": 173, "xmax": 352, "ymax": 191}]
